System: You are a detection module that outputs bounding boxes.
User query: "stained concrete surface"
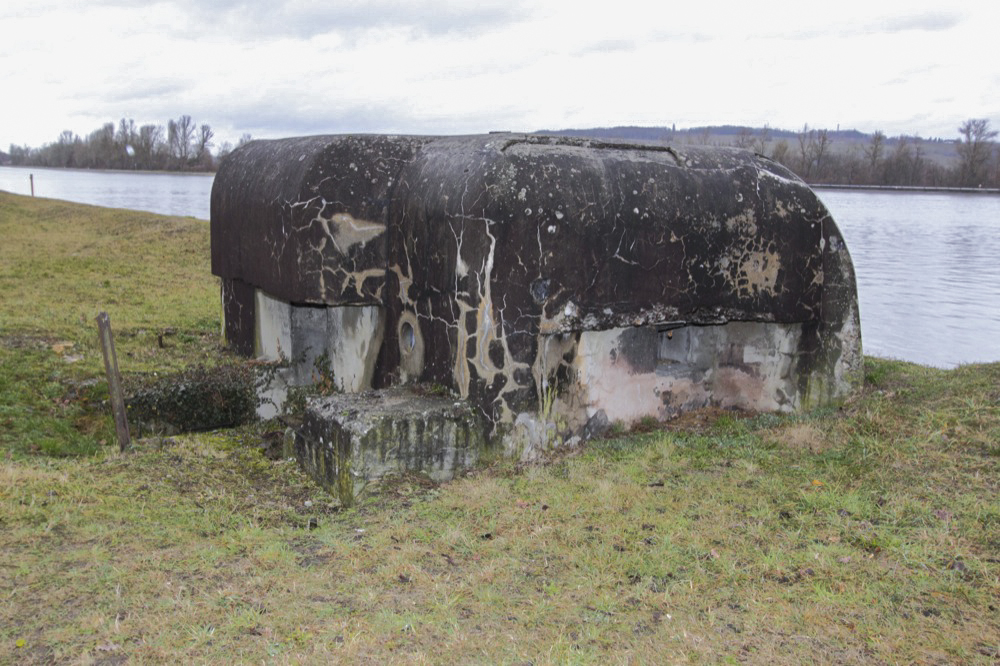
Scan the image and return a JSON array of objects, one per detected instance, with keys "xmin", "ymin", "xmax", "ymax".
[
  {"xmin": 295, "ymin": 388, "xmax": 486, "ymax": 505},
  {"xmin": 212, "ymin": 133, "xmax": 862, "ymax": 479}
]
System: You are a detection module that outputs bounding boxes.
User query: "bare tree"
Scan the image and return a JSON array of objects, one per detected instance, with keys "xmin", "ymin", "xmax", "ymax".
[
  {"xmin": 796, "ymin": 124, "xmax": 815, "ymax": 178},
  {"xmin": 770, "ymin": 139, "xmax": 790, "ymax": 166},
  {"xmin": 911, "ymin": 142, "xmax": 927, "ymax": 185},
  {"xmin": 136, "ymin": 124, "xmax": 164, "ymax": 169},
  {"xmin": 989, "ymin": 145, "xmax": 1000, "ymax": 189},
  {"xmin": 167, "ymin": 120, "xmax": 181, "ymax": 164},
  {"xmin": 194, "ymin": 124, "xmax": 214, "ymax": 167},
  {"xmin": 116, "ymin": 118, "xmax": 137, "ymax": 168},
  {"xmin": 840, "ymin": 144, "xmax": 863, "ymax": 184},
  {"xmin": 810, "ymin": 130, "xmax": 832, "ymax": 181},
  {"xmin": 90, "ymin": 122, "xmax": 116, "ymax": 168},
  {"xmin": 887, "ymin": 137, "xmax": 909, "ymax": 185},
  {"xmin": 864, "ymin": 130, "xmax": 886, "ymax": 184},
  {"xmin": 754, "ymin": 124, "xmax": 772, "ymax": 156},
  {"xmin": 956, "ymin": 118, "xmax": 998, "ymax": 187},
  {"xmin": 168, "ymin": 114, "xmax": 196, "ymax": 165},
  {"xmin": 215, "ymin": 140, "xmax": 234, "ymax": 162},
  {"xmin": 734, "ymin": 126, "xmax": 754, "ymax": 149},
  {"xmin": 50, "ymin": 130, "xmax": 77, "ymax": 167},
  {"xmin": 687, "ymin": 126, "xmax": 713, "ymax": 146},
  {"xmin": 116, "ymin": 118, "xmax": 136, "ymax": 147},
  {"xmin": 882, "ymin": 136, "xmax": 926, "ymax": 186}
]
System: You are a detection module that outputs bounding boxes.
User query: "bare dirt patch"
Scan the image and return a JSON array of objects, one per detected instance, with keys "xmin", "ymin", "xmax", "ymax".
[
  {"xmin": 772, "ymin": 423, "xmax": 832, "ymax": 454},
  {"xmin": 662, "ymin": 406, "xmax": 755, "ymax": 433}
]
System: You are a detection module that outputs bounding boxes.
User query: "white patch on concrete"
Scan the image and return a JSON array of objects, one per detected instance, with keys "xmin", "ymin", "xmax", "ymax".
[
  {"xmin": 328, "ymin": 306, "xmax": 385, "ymax": 392},
  {"xmin": 319, "ymin": 212, "xmax": 386, "ymax": 254},
  {"xmin": 551, "ymin": 322, "xmax": 806, "ymax": 428},
  {"xmin": 255, "ymin": 290, "xmax": 292, "ymax": 361}
]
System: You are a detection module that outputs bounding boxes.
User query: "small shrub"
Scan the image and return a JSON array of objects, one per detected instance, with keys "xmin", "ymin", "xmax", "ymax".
[
  {"xmin": 125, "ymin": 363, "xmax": 259, "ymax": 435},
  {"xmin": 310, "ymin": 351, "xmax": 337, "ymax": 397}
]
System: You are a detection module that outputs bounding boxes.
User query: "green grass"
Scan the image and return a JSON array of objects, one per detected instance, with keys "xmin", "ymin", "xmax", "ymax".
[
  {"xmin": 0, "ymin": 192, "xmax": 235, "ymax": 456},
  {"xmin": 0, "ymin": 345, "xmax": 107, "ymax": 456},
  {"xmin": 0, "ymin": 191, "xmax": 220, "ymax": 373},
  {"xmin": 1, "ymin": 191, "xmax": 998, "ymax": 663}
]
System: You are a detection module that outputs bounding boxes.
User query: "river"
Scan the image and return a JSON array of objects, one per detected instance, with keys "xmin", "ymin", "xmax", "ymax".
[
  {"xmin": 817, "ymin": 189, "xmax": 1000, "ymax": 368},
  {"xmin": 2, "ymin": 165, "xmax": 998, "ymax": 368},
  {"xmin": 0, "ymin": 165, "xmax": 214, "ymax": 219}
]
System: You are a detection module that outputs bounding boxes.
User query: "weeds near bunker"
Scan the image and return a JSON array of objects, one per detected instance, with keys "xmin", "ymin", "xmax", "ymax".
[
  {"xmin": 264, "ymin": 350, "xmax": 339, "ymax": 422},
  {"xmin": 310, "ymin": 351, "xmax": 338, "ymax": 396}
]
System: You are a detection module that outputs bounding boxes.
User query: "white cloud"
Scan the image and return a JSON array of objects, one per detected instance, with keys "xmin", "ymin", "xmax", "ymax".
[{"xmin": 2, "ymin": 0, "xmax": 998, "ymax": 151}]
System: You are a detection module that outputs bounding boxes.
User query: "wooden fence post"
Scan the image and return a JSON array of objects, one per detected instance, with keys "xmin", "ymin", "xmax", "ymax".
[{"xmin": 96, "ymin": 312, "xmax": 131, "ymax": 452}]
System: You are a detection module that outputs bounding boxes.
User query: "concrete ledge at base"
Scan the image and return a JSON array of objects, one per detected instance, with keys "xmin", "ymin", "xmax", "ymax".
[{"xmin": 295, "ymin": 388, "xmax": 487, "ymax": 506}]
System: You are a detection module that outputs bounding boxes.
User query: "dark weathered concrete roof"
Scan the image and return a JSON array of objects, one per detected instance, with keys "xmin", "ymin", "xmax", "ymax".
[{"xmin": 211, "ymin": 133, "xmax": 836, "ymax": 331}]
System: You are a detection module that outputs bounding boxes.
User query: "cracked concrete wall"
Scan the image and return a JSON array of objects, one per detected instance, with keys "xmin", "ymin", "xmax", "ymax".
[{"xmin": 212, "ymin": 133, "xmax": 862, "ymax": 445}]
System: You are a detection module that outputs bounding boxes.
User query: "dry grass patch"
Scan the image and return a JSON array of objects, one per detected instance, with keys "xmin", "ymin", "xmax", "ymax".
[{"xmin": 771, "ymin": 423, "xmax": 831, "ymax": 454}]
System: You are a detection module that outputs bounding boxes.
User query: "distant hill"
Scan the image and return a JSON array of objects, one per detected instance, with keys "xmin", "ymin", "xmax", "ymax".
[{"xmin": 534, "ymin": 125, "xmax": 957, "ymax": 167}]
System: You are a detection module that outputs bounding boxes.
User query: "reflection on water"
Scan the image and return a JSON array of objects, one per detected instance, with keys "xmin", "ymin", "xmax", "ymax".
[
  {"xmin": 818, "ymin": 190, "xmax": 1000, "ymax": 368},
  {"xmin": 0, "ymin": 165, "xmax": 213, "ymax": 219},
  {"xmin": 2, "ymin": 166, "xmax": 997, "ymax": 367}
]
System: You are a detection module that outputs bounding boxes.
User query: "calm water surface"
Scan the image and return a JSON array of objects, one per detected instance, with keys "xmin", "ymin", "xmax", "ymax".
[
  {"xmin": 2, "ymin": 166, "xmax": 998, "ymax": 367},
  {"xmin": 0, "ymin": 165, "xmax": 213, "ymax": 219},
  {"xmin": 818, "ymin": 189, "xmax": 1000, "ymax": 368}
]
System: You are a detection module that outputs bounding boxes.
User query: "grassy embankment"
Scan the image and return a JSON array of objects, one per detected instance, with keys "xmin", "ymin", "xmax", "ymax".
[{"xmin": 1, "ymin": 191, "xmax": 998, "ymax": 664}]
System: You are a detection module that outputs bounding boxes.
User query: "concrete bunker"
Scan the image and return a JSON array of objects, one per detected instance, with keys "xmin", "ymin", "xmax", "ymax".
[{"xmin": 211, "ymin": 134, "xmax": 862, "ymax": 495}]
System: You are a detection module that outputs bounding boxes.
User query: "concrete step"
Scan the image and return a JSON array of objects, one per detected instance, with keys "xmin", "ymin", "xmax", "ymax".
[{"xmin": 295, "ymin": 388, "xmax": 487, "ymax": 506}]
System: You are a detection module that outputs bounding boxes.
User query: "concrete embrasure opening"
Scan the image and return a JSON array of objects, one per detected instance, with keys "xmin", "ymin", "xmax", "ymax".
[{"xmin": 400, "ymin": 321, "xmax": 415, "ymax": 353}]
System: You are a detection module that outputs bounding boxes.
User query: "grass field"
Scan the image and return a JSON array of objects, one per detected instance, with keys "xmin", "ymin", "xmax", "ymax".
[{"xmin": 1, "ymin": 191, "xmax": 998, "ymax": 664}]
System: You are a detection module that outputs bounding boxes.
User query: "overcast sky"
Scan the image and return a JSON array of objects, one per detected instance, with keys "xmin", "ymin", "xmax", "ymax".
[{"xmin": 3, "ymin": 0, "xmax": 998, "ymax": 151}]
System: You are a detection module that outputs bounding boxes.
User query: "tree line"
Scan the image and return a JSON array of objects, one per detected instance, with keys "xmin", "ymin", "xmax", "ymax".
[
  {"xmin": 551, "ymin": 119, "xmax": 1000, "ymax": 189},
  {"xmin": 5, "ymin": 116, "xmax": 251, "ymax": 172},
  {"xmin": 6, "ymin": 117, "xmax": 999, "ymax": 188},
  {"xmin": 750, "ymin": 119, "xmax": 999, "ymax": 189}
]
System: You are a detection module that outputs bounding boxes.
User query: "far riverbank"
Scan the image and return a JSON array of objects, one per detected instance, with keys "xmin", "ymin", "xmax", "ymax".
[{"xmin": 813, "ymin": 183, "xmax": 1000, "ymax": 195}]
